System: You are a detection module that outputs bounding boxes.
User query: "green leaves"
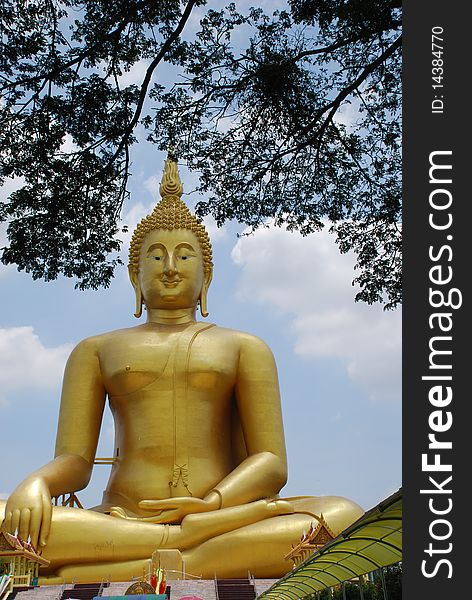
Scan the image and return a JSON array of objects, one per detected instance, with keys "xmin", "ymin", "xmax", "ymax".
[
  {"xmin": 150, "ymin": 1, "xmax": 402, "ymax": 308},
  {"xmin": 1, "ymin": 0, "xmax": 402, "ymax": 307},
  {"xmin": 1, "ymin": 150, "xmax": 123, "ymax": 289},
  {"xmin": 0, "ymin": 0, "xmax": 195, "ymax": 288}
]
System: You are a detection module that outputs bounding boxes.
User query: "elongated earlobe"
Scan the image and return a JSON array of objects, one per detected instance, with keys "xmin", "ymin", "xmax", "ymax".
[
  {"xmin": 128, "ymin": 267, "xmax": 143, "ymax": 319},
  {"xmin": 199, "ymin": 269, "xmax": 213, "ymax": 318},
  {"xmin": 199, "ymin": 289, "xmax": 209, "ymax": 318},
  {"xmin": 134, "ymin": 285, "xmax": 143, "ymax": 318}
]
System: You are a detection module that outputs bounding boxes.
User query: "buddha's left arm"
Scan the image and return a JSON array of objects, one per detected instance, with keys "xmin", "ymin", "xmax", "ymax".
[{"xmin": 208, "ymin": 333, "xmax": 288, "ymax": 508}]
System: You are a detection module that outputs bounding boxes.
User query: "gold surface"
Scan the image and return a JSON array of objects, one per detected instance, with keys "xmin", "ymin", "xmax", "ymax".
[{"xmin": 0, "ymin": 159, "xmax": 363, "ymax": 582}]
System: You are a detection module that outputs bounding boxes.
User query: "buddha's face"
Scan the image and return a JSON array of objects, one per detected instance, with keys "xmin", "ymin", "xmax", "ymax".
[{"xmin": 135, "ymin": 228, "xmax": 206, "ymax": 310}]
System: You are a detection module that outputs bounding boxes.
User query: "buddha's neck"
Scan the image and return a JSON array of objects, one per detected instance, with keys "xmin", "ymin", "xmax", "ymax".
[{"xmin": 145, "ymin": 306, "xmax": 197, "ymax": 325}]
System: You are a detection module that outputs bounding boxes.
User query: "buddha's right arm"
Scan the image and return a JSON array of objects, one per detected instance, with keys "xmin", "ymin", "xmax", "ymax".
[
  {"xmin": 1, "ymin": 338, "xmax": 106, "ymax": 547},
  {"xmin": 1, "ymin": 454, "xmax": 92, "ymax": 547}
]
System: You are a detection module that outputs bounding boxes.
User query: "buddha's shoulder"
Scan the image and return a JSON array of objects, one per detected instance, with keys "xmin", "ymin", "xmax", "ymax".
[
  {"xmin": 71, "ymin": 326, "xmax": 145, "ymax": 352},
  {"xmin": 71, "ymin": 324, "xmax": 272, "ymax": 354},
  {"xmin": 207, "ymin": 325, "xmax": 273, "ymax": 353}
]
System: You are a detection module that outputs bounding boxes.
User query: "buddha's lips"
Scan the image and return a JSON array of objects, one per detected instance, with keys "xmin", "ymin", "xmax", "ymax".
[{"xmin": 162, "ymin": 279, "xmax": 181, "ymax": 287}]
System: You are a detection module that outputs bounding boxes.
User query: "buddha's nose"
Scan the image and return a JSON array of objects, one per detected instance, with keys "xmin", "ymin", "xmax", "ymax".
[{"xmin": 164, "ymin": 254, "xmax": 177, "ymax": 275}]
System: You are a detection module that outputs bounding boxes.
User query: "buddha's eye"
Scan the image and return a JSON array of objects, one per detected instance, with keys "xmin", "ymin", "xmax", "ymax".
[
  {"xmin": 180, "ymin": 256, "xmax": 188, "ymax": 260},
  {"xmin": 154, "ymin": 256, "xmax": 162, "ymax": 261}
]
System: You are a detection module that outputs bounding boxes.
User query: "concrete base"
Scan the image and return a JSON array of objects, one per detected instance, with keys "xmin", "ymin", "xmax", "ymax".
[{"xmin": 11, "ymin": 578, "xmax": 279, "ymax": 600}]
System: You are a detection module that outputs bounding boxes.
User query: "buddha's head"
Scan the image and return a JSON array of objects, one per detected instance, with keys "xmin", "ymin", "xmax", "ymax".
[{"xmin": 128, "ymin": 159, "xmax": 213, "ymax": 318}]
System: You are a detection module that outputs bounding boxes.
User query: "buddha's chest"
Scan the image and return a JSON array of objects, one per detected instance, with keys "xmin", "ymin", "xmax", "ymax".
[{"xmin": 100, "ymin": 330, "xmax": 238, "ymax": 398}]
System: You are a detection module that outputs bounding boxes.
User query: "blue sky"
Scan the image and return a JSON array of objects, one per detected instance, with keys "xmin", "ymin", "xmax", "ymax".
[{"xmin": 0, "ymin": 0, "xmax": 401, "ymax": 514}]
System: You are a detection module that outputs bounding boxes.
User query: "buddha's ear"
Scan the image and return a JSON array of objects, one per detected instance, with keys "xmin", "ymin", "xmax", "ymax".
[
  {"xmin": 128, "ymin": 267, "xmax": 143, "ymax": 319},
  {"xmin": 199, "ymin": 268, "xmax": 213, "ymax": 318}
]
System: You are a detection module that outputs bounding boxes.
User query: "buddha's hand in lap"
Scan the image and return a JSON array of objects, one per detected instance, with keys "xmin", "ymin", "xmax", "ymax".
[
  {"xmin": 1, "ymin": 477, "xmax": 52, "ymax": 548},
  {"xmin": 110, "ymin": 495, "xmax": 220, "ymax": 524},
  {"xmin": 110, "ymin": 497, "xmax": 294, "ymax": 527}
]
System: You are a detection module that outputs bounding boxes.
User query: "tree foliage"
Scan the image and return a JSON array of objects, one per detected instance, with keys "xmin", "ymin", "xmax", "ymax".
[
  {"xmin": 0, "ymin": 0, "xmax": 200, "ymax": 288},
  {"xmin": 0, "ymin": 0, "xmax": 401, "ymax": 306}
]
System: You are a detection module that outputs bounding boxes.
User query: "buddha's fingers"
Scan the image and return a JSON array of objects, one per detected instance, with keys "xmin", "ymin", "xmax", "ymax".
[
  {"xmin": 29, "ymin": 506, "xmax": 42, "ymax": 548},
  {"xmin": 18, "ymin": 508, "xmax": 31, "ymax": 541},
  {"xmin": 267, "ymin": 499, "xmax": 294, "ymax": 515},
  {"xmin": 1, "ymin": 511, "xmax": 12, "ymax": 535},
  {"xmin": 178, "ymin": 499, "xmax": 295, "ymax": 549},
  {"xmin": 109, "ymin": 507, "xmax": 163, "ymax": 523},
  {"xmin": 109, "ymin": 506, "xmax": 128, "ymax": 519},
  {"xmin": 10, "ymin": 509, "xmax": 20, "ymax": 536},
  {"xmin": 39, "ymin": 492, "xmax": 52, "ymax": 547}
]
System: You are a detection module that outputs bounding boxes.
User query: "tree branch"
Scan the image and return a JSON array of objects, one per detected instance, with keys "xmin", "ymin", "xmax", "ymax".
[
  {"xmin": 282, "ymin": 35, "xmax": 402, "ymax": 162},
  {"xmin": 0, "ymin": 0, "xmax": 156, "ymax": 94},
  {"xmin": 98, "ymin": 0, "xmax": 199, "ymax": 172}
]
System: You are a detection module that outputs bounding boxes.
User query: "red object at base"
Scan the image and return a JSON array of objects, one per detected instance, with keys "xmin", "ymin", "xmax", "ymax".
[{"xmin": 149, "ymin": 574, "xmax": 157, "ymax": 591}]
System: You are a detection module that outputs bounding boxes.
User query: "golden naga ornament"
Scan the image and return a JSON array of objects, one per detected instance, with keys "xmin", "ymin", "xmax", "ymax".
[{"xmin": 0, "ymin": 158, "xmax": 363, "ymax": 583}]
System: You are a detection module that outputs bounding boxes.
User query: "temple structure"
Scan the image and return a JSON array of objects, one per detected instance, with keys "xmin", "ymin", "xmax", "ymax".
[
  {"xmin": 284, "ymin": 515, "xmax": 336, "ymax": 567},
  {"xmin": 0, "ymin": 531, "xmax": 49, "ymax": 596}
]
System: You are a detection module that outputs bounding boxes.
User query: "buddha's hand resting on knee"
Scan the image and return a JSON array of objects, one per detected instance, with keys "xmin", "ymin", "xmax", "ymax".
[{"xmin": 1, "ymin": 477, "xmax": 52, "ymax": 548}]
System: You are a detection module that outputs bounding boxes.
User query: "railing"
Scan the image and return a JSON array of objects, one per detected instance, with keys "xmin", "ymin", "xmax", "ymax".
[
  {"xmin": 93, "ymin": 458, "xmax": 117, "ymax": 466},
  {"xmin": 0, "ymin": 574, "xmax": 36, "ymax": 600},
  {"xmin": 163, "ymin": 570, "xmax": 201, "ymax": 580},
  {"xmin": 55, "ymin": 581, "xmax": 66, "ymax": 600},
  {"xmin": 94, "ymin": 448, "xmax": 119, "ymax": 466},
  {"xmin": 11, "ymin": 575, "xmax": 30, "ymax": 587},
  {"xmin": 52, "ymin": 493, "xmax": 83, "ymax": 509},
  {"xmin": 0, "ymin": 575, "xmax": 11, "ymax": 600},
  {"xmin": 214, "ymin": 573, "xmax": 219, "ymax": 600},
  {"xmin": 0, "ymin": 588, "xmax": 10, "ymax": 600}
]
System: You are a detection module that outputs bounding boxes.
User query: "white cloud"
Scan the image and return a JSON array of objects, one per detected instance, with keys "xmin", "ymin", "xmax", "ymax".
[
  {"xmin": 99, "ymin": 56, "xmax": 152, "ymax": 89},
  {"xmin": 203, "ymin": 215, "xmax": 227, "ymax": 242},
  {"xmin": 117, "ymin": 59, "xmax": 151, "ymax": 88},
  {"xmin": 0, "ymin": 176, "xmax": 24, "ymax": 203},
  {"xmin": 231, "ymin": 224, "xmax": 401, "ymax": 403},
  {"xmin": 334, "ymin": 97, "xmax": 361, "ymax": 131},
  {"xmin": 117, "ymin": 200, "xmax": 156, "ymax": 267},
  {"xmin": 0, "ymin": 327, "xmax": 72, "ymax": 405},
  {"xmin": 0, "ymin": 492, "xmax": 9, "ymax": 500},
  {"xmin": 143, "ymin": 174, "xmax": 160, "ymax": 198},
  {"xmin": 59, "ymin": 133, "xmax": 80, "ymax": 154}
]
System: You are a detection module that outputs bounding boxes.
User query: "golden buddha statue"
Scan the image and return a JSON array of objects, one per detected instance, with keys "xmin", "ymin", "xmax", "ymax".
[{"xmin": 0, "ymin": 159, "xmax": 363, "ymax": 583}]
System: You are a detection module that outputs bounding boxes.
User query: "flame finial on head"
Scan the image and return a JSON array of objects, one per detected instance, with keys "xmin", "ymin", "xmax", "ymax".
[
  {"xmin": 128, "ymin": 158, "xmax": 213, "ymax": 275},
  {"xmin": 159, "ymin": 158, "xmax": 183, "ymax": 199}
]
